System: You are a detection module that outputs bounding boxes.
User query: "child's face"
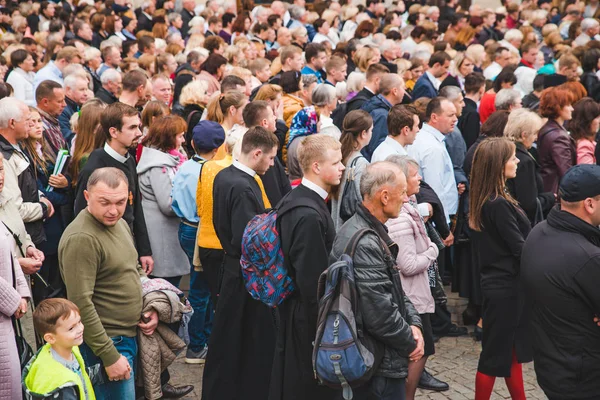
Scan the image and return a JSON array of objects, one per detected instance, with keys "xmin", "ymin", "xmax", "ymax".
[{"xmin": 46, "ymin": 312, "xmax": 84, "ymax": 348}]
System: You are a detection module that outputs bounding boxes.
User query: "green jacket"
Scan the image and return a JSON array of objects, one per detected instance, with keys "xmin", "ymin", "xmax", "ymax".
[{"xmin": 23, "ymin": 344, "xmax": 96, "ymax": 400}]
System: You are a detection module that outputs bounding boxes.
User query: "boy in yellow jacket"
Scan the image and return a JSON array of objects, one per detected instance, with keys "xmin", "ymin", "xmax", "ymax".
[{"xmin": 23, "ymin": 298, "xmax": 96, "ymax": 400}]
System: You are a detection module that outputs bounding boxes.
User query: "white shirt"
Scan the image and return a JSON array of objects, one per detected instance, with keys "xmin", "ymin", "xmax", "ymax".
[
  {"xmin": 6, "ymin": 68, "xmax": 36, "ymax": 106},
  {"xmin": 312, "ymin": 32, "xmax": 335, "ymax": 47},
  {"xmin": 233, "ymin": 160, "xmax": 256, "ymax": 177},
  {"xmin": 301, "ymin": 178, "xmax": 328, "ymax": 200},
  {"xmin": 425, "ymin": 71, "xmax": 441, "ymax": 91},
  {"xmin": 483, "ymin": 62, "xmax": 502, "ymax": 81},
  {"xmin": 407, "ymin": 123, "xmax": 458, "ymax": 222},
  {"xmin": 514, "ymin": 65, "xmax": 536, "ymax": 97},
  {"xmin": 104, "ymin": 143, "xmax": 128, "ymax": 164},
  {"xmin": 371, "ymin": 136, "xmax": 407, "ymax": 163}
]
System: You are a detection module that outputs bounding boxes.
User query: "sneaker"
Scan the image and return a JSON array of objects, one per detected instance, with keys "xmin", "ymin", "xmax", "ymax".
[{"xmin": 185, "ymin": 346, "xmax": 208, "ymax": 364}]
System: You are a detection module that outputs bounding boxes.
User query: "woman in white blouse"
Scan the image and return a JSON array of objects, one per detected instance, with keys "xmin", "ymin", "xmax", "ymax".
[{"xmin": 6, "ymin": 50, "xmax": 36, "ymax": 106}]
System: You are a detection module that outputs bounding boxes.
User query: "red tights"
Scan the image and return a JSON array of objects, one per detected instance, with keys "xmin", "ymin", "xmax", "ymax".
[{"xmin": 475, "ymin": 350, "xmax": 526, "ymax": 400}]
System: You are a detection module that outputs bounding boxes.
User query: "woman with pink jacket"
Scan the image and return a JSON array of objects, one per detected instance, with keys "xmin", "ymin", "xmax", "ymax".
[{"xmin": 386, "ymin": 155, "xmax": 443, "ymax": 399}]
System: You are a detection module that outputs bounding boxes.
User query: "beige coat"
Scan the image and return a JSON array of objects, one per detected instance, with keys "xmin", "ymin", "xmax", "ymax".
[
  {"xmin": 137, "ymin": 289, "xmax": 188, "ymax": 400},
  {"xmin": 0, "ymin": 191, "xmax": 34, "ymax": 256}
]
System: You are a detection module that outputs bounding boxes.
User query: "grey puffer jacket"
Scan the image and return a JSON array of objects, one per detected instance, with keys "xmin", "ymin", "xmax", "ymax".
[{"xmin": 330, "ymin": 204, "xmax": 422, "ymax": 379}]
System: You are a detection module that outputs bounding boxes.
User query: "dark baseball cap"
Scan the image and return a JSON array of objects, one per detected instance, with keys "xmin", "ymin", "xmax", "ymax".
[
  {"xmin": 559, "ymin": 164, "xmax": 600, "ymax": 202},
  {"xmin": 192, "ymin": 120, "xmax": 225, "ymax": 152}
]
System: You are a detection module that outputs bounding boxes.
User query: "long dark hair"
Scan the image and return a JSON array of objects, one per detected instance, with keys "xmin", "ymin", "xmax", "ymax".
[
  {"xmin": 469, "ymin": 137, "xmax": 517, "ymax": 231},
  {"xmin": 567, "ymin": 97, "xmax": 600, "ymax": 142},
  {"xmin": 331, "ymin": 110, "xmax": 373, "ymax": 200}
]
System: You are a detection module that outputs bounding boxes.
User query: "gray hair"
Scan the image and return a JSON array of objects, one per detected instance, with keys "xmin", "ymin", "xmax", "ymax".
[
  {"xmin": 438, "ymin": 85, "xmax": 463, "ymax": 102},
  {"xmin": 504, "ymin": 108, "xmax": 543, "ymax": 143},
  {"xmin": 0, "ymin": 98, "xmax": 26, "ymax": 129},
  {"xmin": 167, "ymin": 12, "xmax": 182, "ymax": 24},
  {"xmin": 301, "ymin": 73, "xmax": 318, "ymax": 88},
  {"xmin": 291, "ymin": 26, "xmax": 308, "ymax": 40},
  {"xmin": 380, "ymin": 39, "xmax": 396, "ymax": 54},
  {"xmin": 289, "ymin": 5, "xmax": 305, "ymax": 20},
  {"xmin": 64, "ymin": 74, "xmax": 87, "ymax": 90},
  {"xmin": 495, "ymin": 88, "xmax": 521, "ymax": 110},
  {"xmin": 83, "ymin": 47, "xmax": 101, "ymax": 62},
  {"xmin": 582, "ymin": 18, "xmax": 600, "ymax": 32},
  {"xmin": 101, "ymin": 68, "xmax": 121, "ymax": 85},
  {"xmin": 166, "ymin": 32, "xmax": 183, "ymax": 45},
  {"xmin": 87, "ymin": 167, "xmax": 128, "ymax": 190},
  {"xmin": 360, "ymin": 162, "xmax": 402, "ymax": 198},
  {"xmin": 311, "ymin": 84, "xmax": 336, "ymax": 107},
  {"xmin": 385, "ymin": 155, "xmax": 419, "ymax": 179},
  {"xmin": 504, "ymin": 29, "xmax": 523, "ymax": 42}
]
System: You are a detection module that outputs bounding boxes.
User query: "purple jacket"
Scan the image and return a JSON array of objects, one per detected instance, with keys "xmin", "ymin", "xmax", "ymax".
[{"xmin": 538, "ymin": 119, "xmax": 576, "ymax": 195}]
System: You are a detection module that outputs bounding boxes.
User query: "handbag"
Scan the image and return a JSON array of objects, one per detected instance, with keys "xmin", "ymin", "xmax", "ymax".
[
  {"xmin": 10, "ymin": 254, "xmax": 33, "ymax": 370},
  {"xmin": 339, "ymin": 156, "xmax": 364, "ymax": 222}
]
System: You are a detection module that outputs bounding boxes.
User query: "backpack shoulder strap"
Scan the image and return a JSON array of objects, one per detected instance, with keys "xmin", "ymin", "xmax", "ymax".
[{"xmin": 186, "ymin": 110, "xmax": 200, "ymax": 130}]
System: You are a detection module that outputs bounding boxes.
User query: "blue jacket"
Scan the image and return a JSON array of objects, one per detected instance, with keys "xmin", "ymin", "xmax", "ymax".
[
  {"xmin": 412, "ymin": 74, "xmax": 438, "ymax": 100},
  {"xmin": 58, "ymin": 97, "xmax": 79, "ymax": 144},
  {"xmin": 361, "ymin": 94, "xmax": 393, "ymax": 161}
]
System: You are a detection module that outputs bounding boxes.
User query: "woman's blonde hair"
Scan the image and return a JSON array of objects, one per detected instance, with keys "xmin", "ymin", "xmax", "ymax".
[
  {"xmin": 206, "ymin": 90, "xmax": 246, "ymax": 123},
  {"xmin": 254, "ymin": 84, "xmax": 283, "ymax": 101},
  {"xmin": 465, "ymin": 44, "xmax": 485, "ymax": 67},
  {"xmin": 503, "ymin": 108, "xmax": 543, "ymax": 143},
  {"xmin": 180, "ymin": 80, "xmax": 210, "ymax": 107},
  {"xmin": 353, "ymin": 46, "xmax": 378, "ymax": 73}
]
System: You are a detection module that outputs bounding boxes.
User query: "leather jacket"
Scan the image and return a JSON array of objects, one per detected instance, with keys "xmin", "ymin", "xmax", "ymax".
[
  {"xmin": 330, "ymin": 204, "xmax": 422, "ymax": 379},
  {"xmin": 537, "ymin": 119, "xmax": 576, "ymax": 195}
]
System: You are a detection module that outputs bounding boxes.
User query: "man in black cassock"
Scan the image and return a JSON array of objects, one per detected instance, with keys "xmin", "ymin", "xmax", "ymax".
[
  {"xmin": 202, "ymin": 126, "xmax": 280, "ymax": 400},
  {"xmin": 269, "ymin": 134, "xmax": 345, "ymax": 400}
]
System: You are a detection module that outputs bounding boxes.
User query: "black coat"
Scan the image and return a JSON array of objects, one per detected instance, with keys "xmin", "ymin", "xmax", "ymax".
[
  {"xmin": 522, "ymin": 208, "xmax": 600, "ymax": 399},
  {"xmin": 457, "ymin": 98, "xmax": 480, "ymax": 150},
  {"xmin": 203, "ymin": 165, "xmax": 276, "ymax": 400},
  {"xmin": 331, "ymin": 204, "xmax": 421, "ymax": 379},
  {"xmin": 439, "ymin": 74, "xmax": 462, "ymax": 93},
  {"xmin": 581, "ymin": 71, "xmax": 600, "ymax": 102},
  {"xmin": 180, "ymin": 9, "xmax": 195, "ymax": 39},
  {"xmin": 137, "ymin": 12, "xmax": 153, "ymax": 33},
  {"xmin": 262, "ymin": 157, "xmax": 291, "ymax": 206},
  {"xmin": 95, "ymin": 87, "xmax": 118, "ymax": 105},
  {"xmin": 269, "ymin": 184, "xmax": 338, "ymax": 400},
  {"xmin": 346, "ymin": 87, "xmax": 375, "ymax": 113},
  {"xmin": 463, "ymin": 134, "xmax": 485, "ymax": 179},
  {"xmin": 506, "ymin": 142, "xmax": 555, "ymax": 225},
  {"xmin": 379, "ymin": 55, "xmax": 398, "ymax": 74},
  {"xmin": 471, "ymin": 197, "xmax": 532, "ymax": 376},
  {"xmin": 74, "ymin": 148, "xmax": 152, "ymax": 257}
]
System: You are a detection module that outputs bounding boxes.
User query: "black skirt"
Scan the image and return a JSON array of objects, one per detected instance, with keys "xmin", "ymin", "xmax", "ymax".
[
  {"xmin": 477, "ymin": 287, "xmax": 532, "ymax": 377},
  {"xmin": 420, "ymin": 313, "xmax": 435, "ymax": 357}
]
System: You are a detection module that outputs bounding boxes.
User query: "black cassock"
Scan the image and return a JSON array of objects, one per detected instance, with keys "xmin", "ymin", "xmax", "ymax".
[
  {"xmin": 202, "ymin": 165, "xmax": 276, "ymax": 400},
  {"xmin": 269, "ymin": 185, "xmax": 340, "ymax": 400}
]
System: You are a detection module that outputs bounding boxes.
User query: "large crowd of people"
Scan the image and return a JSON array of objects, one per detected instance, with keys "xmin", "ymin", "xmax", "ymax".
[{"xmin": 1, "ymin": 0, "xmax": 600, "ymax": 399}]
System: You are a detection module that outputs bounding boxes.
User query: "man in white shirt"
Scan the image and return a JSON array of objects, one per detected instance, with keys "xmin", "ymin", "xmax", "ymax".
[
  {"xmin": 574, "ymin": 18, "xmax": 600, "ymax": 47},
  {"xmin": 33, "ymin": 47, "xmax": 81, "ymax": 95},
  {"xmin": 407, "ymin": 97, "xmax": 459, "ymax": 224},
  {"xmin": 514, "ymin": 42, "xmax": 539, "ymax": 97},
  {"xmin": 483, "ymin": 46, "xmax": 511, "ymax": 81},
  {"xmin": 312, "ymin": 18, "xmax": 335, "ymax": 47},
  {"xmin": 372, "ymin": 104, "xmax": 419, "ymax": 162}
]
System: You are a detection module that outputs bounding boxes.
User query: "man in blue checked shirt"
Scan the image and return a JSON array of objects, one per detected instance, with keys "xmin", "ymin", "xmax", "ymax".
[{"xmin": 171, "ymin": 120, "xmax": 225, "ymax": 364}]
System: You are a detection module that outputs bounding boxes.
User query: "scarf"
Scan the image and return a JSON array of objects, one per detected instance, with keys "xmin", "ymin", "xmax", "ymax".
[
  {"xmin": 287, "ymin": 106, "xmax": 319, "ymax": 148},
  {"xmin": 547, "ymin": 206, "xmax": 600, "ymax": 247}
]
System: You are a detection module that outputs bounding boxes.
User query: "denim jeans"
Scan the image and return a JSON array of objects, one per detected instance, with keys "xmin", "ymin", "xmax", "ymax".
[
  {"xmin": 179, "ymin": 221, "xmax": 213, "ymax": 352},
  {"xmin": 80, "ymin": 336, "xmax": 137, "ymax": 400}
]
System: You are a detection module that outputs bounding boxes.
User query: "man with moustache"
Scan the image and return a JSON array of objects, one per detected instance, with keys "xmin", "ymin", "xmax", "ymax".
[{"xmin": 74, "ymin": 102, "xmax": 154, "ymax": 274}]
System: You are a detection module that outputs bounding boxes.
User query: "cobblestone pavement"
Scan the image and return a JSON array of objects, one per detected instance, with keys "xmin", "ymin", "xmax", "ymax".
[{"xmin": 169, "ymin": 287, "xmax": 547, "ymax": 399}]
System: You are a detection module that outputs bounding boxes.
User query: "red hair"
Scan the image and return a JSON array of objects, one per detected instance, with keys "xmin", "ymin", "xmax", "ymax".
[{"xmin": 539, "ymin": 88, "xmax": 574, "ymax": 119}]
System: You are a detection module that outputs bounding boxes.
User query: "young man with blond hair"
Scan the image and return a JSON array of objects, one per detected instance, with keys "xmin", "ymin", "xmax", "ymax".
[{"xmin": 270, "ymin": 134, "xmax": 346, "ymax": 400}]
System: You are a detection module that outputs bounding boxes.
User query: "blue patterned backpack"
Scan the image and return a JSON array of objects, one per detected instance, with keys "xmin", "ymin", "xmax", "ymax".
[{"xmin": 240, "ymin": 197, "xmax": 318, "ymax": 307}]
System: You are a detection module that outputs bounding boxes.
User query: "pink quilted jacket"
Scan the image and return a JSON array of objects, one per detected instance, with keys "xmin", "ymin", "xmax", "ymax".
[{"xmin": 386, "ymin": 198, "xmax": 438, "ymax": 314}]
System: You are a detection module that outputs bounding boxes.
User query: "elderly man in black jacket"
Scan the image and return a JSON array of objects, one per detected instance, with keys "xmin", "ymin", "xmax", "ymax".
[
  {"xmin": 331, "ymin": 161, "xmax": 423, "ymax": 399},
  {"xmin": 522, "ymin": 164, "xmax": 600, "ymax": 400}
]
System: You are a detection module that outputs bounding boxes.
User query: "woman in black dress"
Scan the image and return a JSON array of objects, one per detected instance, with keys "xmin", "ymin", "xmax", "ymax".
[{"xmin": 469, "ymin": 137, "xmax": 532, "ymax": 400}]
